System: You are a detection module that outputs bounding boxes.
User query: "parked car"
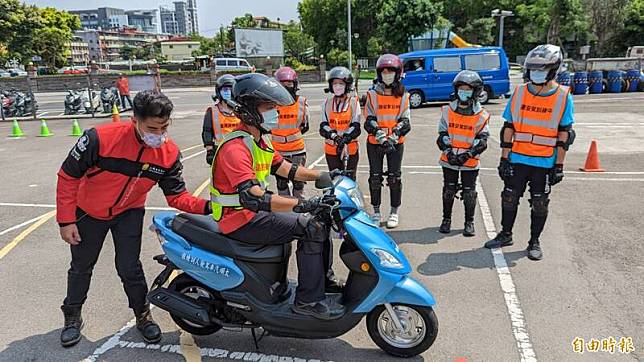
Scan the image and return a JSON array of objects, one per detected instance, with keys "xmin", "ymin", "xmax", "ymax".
[
  {"xmin": 9, "ymin": 69, "xmax": 28, "ymax": 77},
  {"xmin": 399, "ymin": 46, "xmax": 511, "ymax": 107},
  {"xmin": 212, "ymin": 58, "xmax": 253, "ymax": 72},
  {"xmin": 0, "ymin": 69, "xmax": 12, "ymax": 78}
]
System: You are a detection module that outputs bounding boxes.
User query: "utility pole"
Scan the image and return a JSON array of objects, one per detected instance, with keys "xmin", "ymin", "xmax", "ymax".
[
  {"xmin": 347, "ymin": 0, "xmax": 352, "ymax": 70},
  {"xmin": 491, "ymin": 9, "xmax": 514, "ymax": 48}
]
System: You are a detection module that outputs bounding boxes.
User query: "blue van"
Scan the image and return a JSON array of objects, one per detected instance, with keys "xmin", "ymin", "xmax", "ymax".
[{"xmin": 399, "ymin": 47, "xmax": 511, "ymax": 108}]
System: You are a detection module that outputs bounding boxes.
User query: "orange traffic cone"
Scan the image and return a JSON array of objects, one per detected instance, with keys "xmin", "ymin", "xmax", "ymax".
[
  {"xmin": 112, "ymin": 103, "xmax": 121, "ymax": 123},
  {"xmin": 580, "ymin": 140, "xmax": 605, "ymax": 172}
]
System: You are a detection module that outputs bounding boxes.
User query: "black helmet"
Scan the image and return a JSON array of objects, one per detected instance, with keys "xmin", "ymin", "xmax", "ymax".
[
  {"xmin": 524, "ymin": 44, "xmax": 563, "ymax": 84},
  {"xmin": 327, "ymin": 66, "xmax": 354, "ymax": 94},
  {"xmin": 227, "ymin": 73, "xmax": 294, "ymax": 131},
  {"xmin": 453, "ymin": 70, "xmax": 484, "ymax": 101},
  {"xmin": 214, "ymin": 74, "xmax": 235, "ymax": 100}
]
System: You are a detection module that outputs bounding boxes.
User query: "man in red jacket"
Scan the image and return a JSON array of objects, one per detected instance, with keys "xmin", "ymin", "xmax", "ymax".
[
  {"xmin": 56, "ymin": 90, "xmax": 210, "ymax": 347},
  {"xmin": 116, "ymin": 73, "xmax": 132, "ymax": 109}
]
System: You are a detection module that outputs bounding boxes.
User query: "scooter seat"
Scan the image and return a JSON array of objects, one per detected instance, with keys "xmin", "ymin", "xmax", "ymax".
[{"xmin": 171, "ymin": 213, "xmax": 287, "ymax": 263}]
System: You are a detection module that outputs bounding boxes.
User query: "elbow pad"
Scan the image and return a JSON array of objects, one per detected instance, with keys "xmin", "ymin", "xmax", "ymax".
[
  {"xmin": 364, "ymin": 116, "xmax": 380, "ymax": 135},
  {"xmin": 393, "ymin": 117, "xmax": 411, "ymax": 136},
  {"xmin": 556, "ymin": 128, "xmax": 576, "ymax": 151},
  {"xmin": 436, "ymin": 132, "xmax": 451, "ymax": 151},
  {"xmin": 345, "ymin": 123, "xmax": 361, "ymax": 139},
  {"xmin": 500, "ymin": 123, "xmax": 514, "ymax": 149},
  {"xmin": 237, "ymin": 180, "xmax": 272, "ymax": 212},
  {"xmin": 471, "ymin": 138, "xmax": 488, "ymax": 156}
]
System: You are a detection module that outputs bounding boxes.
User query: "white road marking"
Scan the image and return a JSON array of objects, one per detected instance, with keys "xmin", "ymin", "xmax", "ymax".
[
  {"xmin": 307, "ymin": 154, "xmax": 325, "ymax": 169},
  {"xmin": 476, "ymin": 179, "xmax": 537, "ymax": 362},
  {"xmin": 81, "ymin": 319, "xmax": 137, "ymax": 362},
  {"xmin": 182, "ymin": 149, "xmax": 206, "ymax": 161},
  {"xmin": 0, "ymin": 214, "xmax": 48, "ymax": 236}
]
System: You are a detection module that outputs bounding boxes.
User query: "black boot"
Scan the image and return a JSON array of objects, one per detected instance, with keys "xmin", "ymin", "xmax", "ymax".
[
  {"xmin": 484, "ymin": 231, "xmax": 513, "ymax": 249},
  {"xmin": 60, "ymin": 305, "xmax": 83, "ymax": 347},
  {"xmin": 292, "ymin": 296, "xmax": 345, "ymax": 320},
  {"xmin": 527, "ymin": 238, "xmax": 543, "ymax": 260},
  {"xmin": 439, "ymin": 218, "xmax": 451, "ymax": 233},
  {"xmin": 135, "ymin": 305, "xmax": 161, "ymax": 344},
  {"xmin": 463, "ymin": 221, "xmax": 475, "ymax": 237}
]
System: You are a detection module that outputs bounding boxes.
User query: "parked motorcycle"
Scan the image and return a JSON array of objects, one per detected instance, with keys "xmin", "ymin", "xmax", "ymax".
[
  {"xmin": 64, "ymin": 88, "xmax": 82, "ymax": 115},
  {"xmin": 100, "ymin": 86, "xmax": 121, "ymax": 113},
  {"xmin": 1, "ymin": 88, "xmax": 37, "ymax": 117},
  {"xmin": 81, "ymin": 88, "xmax": 101, "ymax": 114},
  {"xmin": 148, "ymin": 175, "xmax": 438, "ymax": 358}
]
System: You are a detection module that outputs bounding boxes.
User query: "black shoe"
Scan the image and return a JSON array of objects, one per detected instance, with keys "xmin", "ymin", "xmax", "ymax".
[
  {"xmin": 527, "ymin": 239, "xmax": 543, "ymax": 261},
  {"xmin": 439, "ymin": 218, "xmax": 451, "ymax": 233},
  {"xmin": 484, "ymin": 231, "xmax": 513, "ymax": 249},
  {"xmin": 463, "ymin": 221, "xmax": 475, "ymax": 237},
  {"xmin": 292, "ymin": 297, "xmax": 345, "ymax": 320},
  {"xmin": 60, "ymin": 305, "xmax": 83, "ymax": 347},
  {"xmin": 135, "ymin": 305, "xmax": 161, "ymax": 344},
  {"xmin": 325, "ymin": 277, "xmax": 344, "ymax": 294}
]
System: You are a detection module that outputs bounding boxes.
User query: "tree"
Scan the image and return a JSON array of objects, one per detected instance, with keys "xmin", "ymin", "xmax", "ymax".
[
  {"xmin": 32, "ymin": 7, "xmax": 80, "ymax": 68},
  {"xmin": 283, "ymin": 21, "xmax": 316, "ymax": 63},
  {"xmin": 377, "ymin": 0, "xmax": 444, "ymax": 54},
  {"xmin": 516, "ymin": 0, "xmax": 588, "ymax": 53},
  {"xmin": 326, "ymin": 47, "xmax": 355, "ymax": 67},
  {"xmin": 0, "ymin": 0, "xmax": 42, "ymax": 65}
]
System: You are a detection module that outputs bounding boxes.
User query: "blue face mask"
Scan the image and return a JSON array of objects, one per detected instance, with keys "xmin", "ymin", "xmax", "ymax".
[
  {"xmin": 220, "ymin": 88, "xmax": 232, "ymax": 101},
  {"xmin": 530, "ymin": 70, "xmax": 549, "ymax": 84},
  {"xmin": 457, "ymin": 89, "xmax": 474, "ymax": 102},
  {"xmin": 260, "ymin": 109, "xmax": 279, "ymax": 130}
]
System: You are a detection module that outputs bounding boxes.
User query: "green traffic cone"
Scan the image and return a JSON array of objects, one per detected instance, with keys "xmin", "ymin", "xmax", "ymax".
[
  {"xmin": 9, "ymin": 119, "xmax": 25, "ymax": 138},
  {"xmin": 70, "ymin": 119, "xmax": 82, "ymax": 136},
  {"xmin": 37, "ymin": 119, "xmax": 53, "ymax": 137}
]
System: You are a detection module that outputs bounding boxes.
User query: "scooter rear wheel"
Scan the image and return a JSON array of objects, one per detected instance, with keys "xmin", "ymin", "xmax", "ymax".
[
  {"xmin": 366, "ymin": 304, "xmax": 438, "ymax": 358},
  {"xmin": 168, "ymin": 273, "xmax": 222, "ymax": 335}
]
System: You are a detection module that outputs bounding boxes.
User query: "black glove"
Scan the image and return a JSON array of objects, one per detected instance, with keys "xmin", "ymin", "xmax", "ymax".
[
  {"xmin": 456, "ymin": 151, "xmax": 472, "ymax": 166},
  {"xmin": 446, "ymin": 149, "xmax": 460, "ymax": 166},
  {"xmin": 549, "ymin": 164, "xmax": 564, "ymax": 186},
  {"xmin": 315, "ymin": 169, "xmax": 344, "ymax": 189},
  {"xmin": 383, "ymin": 138, "xmax": 397, "ymax": 154},
  {"xmin": 498, "ymin": 157, "xmax": 514, "ymax": 181},
  {"xmin": 206, "ymin": 148, "xmax": 216, "ymax": 165},
  {"xmin": 293, "ymin": 195, "xmax": 337, "ymax": 213},
  {"xmin": 342, "ymin": 133, "xmax": 353, "ymax": 145},
  {"xmin": 333, "ymin": 133, "xmax": 344, "ymax": 145}
]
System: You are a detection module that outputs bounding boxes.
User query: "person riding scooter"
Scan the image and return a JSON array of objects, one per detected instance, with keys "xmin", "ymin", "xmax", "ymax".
[{"xmin": 210, "ymin": 73, "xmax": 344, "ymax": 320}]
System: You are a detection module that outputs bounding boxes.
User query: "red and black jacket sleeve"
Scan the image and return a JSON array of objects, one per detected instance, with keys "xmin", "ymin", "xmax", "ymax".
[
  {"xmin": 56, "ymin": 129, "xmax": 100, "ymax": 225},
  {"xmin": 201, "ymin": 107, "xmax": 214, "ymax": 147},
  {"xmin": 159, "ymin": 152, "xmax": 210, "ymax": 214}
]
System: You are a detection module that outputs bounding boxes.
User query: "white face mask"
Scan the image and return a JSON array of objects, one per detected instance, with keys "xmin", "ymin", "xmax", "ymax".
[
  {"xmin": 261, "ymin": 109, "xmax": 279, "ymax": 131},
  {"xmin": 382, "ymin": 73, "xmax": 396, "ymax": 85},
  {"xmin": 136, "ymin": 124, "xmax": 167, "ymax": 148},
  {"xmin": 332, "ymin": 83, "xmax": 346, "ymax": 96}
]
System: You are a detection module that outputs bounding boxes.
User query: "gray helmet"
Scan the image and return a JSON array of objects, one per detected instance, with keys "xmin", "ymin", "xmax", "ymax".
[
  {"xmin": 227, "ymin": 73, "xmax": 293, "ymax": 132},
  {"xmin": 524, "ymin": 44, "xmax": 563, "ymax": 83},
  {"xmin": 214, "ymin": 74, "xmax": 235, "ymax": 100},
  {"xmin": 327, "ymin": 66, "xmax": 354, "ymax": 94},
  {"xmin": 453, "ymin": 70, "xmax": 484, "ymax": 99}
]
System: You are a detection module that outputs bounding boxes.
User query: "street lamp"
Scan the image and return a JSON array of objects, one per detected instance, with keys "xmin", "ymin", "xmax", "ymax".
[
  {"xmin": 347, "ymin": 0, "xmax": 352, "ymax": 70},
  {"xmin": 491, "ymin": 9, "xmax": 514, "ymax": 48}
]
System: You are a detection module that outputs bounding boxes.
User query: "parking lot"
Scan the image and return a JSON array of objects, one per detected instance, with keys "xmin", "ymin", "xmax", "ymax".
[{"xmin": 0, "ymin": 83, "xmax": 643, "ymax": 361}]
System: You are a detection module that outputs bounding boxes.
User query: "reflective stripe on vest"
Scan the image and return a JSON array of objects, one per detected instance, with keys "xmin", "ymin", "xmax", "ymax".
[
  {"xmin": 211, "ymin": 105, "xmax": 241, "ymax": 145},
  {"xmin": 510, "ymin": 84, "xmax": 568, "ymax": 157},
  {"xmin": 366, "ymin": 90, "xmax": 409, "ymax": 144},
  {"xmin": 324, "ymin": 96, "xmax": 359, "ymax": 156},
  {"xmin": 439, "ymin": 106, "xmax": 489, "ymax": 168},
  {"xmin": 209, "ymin": 130, "xmax": 273, "ymax": 221},
  {"xmin": 271, "ymin": 97, "xmax": 306, "ymax": 154}
]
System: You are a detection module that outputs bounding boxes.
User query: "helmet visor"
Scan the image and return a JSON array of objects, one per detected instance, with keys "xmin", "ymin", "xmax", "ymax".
[{"xmin": 248, "ymin": 78, "xmax": 294, "ymax": 106}]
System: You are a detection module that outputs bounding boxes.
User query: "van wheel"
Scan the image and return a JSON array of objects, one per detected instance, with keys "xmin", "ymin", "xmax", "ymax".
[
  {"xmin": 409, "ymin": 91, "xmax": 423, "ymax": 108},
  {"xmin": 479, "ymin": 86, "xmax": 492, "ymax": 104}
]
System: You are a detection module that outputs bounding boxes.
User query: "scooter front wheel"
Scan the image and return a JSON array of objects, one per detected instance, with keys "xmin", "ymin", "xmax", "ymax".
[
  {"xmin": 168, "ymin": 273, "xmax": 222, "ymax": 335},
  {"xmin": 366, "ymin": 304, "xmax": 438, "ymax": 358}
]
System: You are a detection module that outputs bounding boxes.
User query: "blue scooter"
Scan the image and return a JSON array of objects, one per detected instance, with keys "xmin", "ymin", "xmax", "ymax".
[{"xmin": 147, "ymin": 176, "xmax": 438, "ymax": 357}]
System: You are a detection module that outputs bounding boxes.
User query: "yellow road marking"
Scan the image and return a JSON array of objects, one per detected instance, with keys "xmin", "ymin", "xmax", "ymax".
[
  {"xmin": 193, "ymin": 178, "xmax": 210, "ymax": 198},
  {"xmin": 0, "ymin": 210, "xmax": 57, "ymax": 260},
  {"xmin": 181, "ymin": 144, "xmax": 202, "ymax": 153}
]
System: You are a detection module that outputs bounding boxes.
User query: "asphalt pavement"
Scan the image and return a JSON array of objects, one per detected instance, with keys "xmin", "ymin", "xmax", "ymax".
[{"xmin": 0, "ymin": 83, "xmax": 643, "ymax": 362}]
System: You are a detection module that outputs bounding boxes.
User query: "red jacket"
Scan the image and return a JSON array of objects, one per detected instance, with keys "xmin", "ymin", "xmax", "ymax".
[
  {"xmin": 115, "ymin": 77, "xmax": 130, "ymax": 96},
  {"xmin": 56, "ymin": 121, "xmax": 208, "ymax": 224}
]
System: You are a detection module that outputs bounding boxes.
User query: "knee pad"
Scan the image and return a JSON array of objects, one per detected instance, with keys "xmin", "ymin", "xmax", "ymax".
[
  {"xmin": 386, "ymin": 173, "xmax": 402, "ymax": 190},
  {"xmin": 501, "ymin": 187, "xmax": 520, "ymax": 210},
  {"xmin": 462, "ymin": 188, "xmax": 478, "ymax": 208},
  {"xmin": 443, "ymin": 182, "xmax": 458, "ymax": 201},
  {"xmin": 276, "ymin": 177, "xmax": 289, "ymax": 191},
  {"xmin": 368, "ymin": 173, "xmax": 383, "ymax": 189},
  {"xmin": 529, "ymin": 193, "xmax": 549, "ymax": 217}
]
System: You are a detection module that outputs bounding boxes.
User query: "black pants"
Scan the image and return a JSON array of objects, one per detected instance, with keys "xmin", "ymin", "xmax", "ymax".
[
  {"xmin": 326, "ymin": 152, "xmax": 359, "ymax": 181},
  {"xmin": 275, "ymin": 153, "xmax": 306, "ymax": 198},
  {"xmin": 120, "ymin": 94, "xmax": 132, "ymax": 109},
  {"xmin": 442, "ymin": 167, "xmax": 479, "ymax": 221},
  {"xmin": 228, "ymin": 211, "xmax": 334, "ymax": 304},
  {"xmin": 63, "ymin": 208, "xmax": 148, "ymax": 312},
  {"xmin": 366, "ymin": 143, "xmax": 404, "ymax": 208},
  {"xmin": 501, "ymin": 163, "xmax": 551, "ymax": 239}
]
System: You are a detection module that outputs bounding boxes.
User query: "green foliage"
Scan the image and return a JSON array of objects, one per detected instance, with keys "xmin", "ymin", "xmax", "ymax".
[
  {"xmin": 326, "ymin": 48, "xmax": 356, "ymax": 67},
  {"xmin": 283, "ymin": 21, "xmax": 316, "ymax": 63},
  {"xmin": 284, "ymin": 57, "xmax": 317, "ymax": 72},
  {"xmin": 377, "ymin": 0, "xmax": 444, "ymax": 54}
]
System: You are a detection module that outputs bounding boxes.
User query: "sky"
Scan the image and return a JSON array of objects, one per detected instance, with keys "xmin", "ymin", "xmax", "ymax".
[{"xmin": 24, "ymin": 0, "xmax": 302, "ymax": 36}]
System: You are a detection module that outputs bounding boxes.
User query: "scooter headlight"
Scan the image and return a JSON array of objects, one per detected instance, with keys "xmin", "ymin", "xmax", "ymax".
[
  {"xmin": 371, "ymin": 248, "xmax": 403, "ymax": 269},
  {"xmin": 347, "ymin": 187, "xmax": 365, "ymax": 209}
]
